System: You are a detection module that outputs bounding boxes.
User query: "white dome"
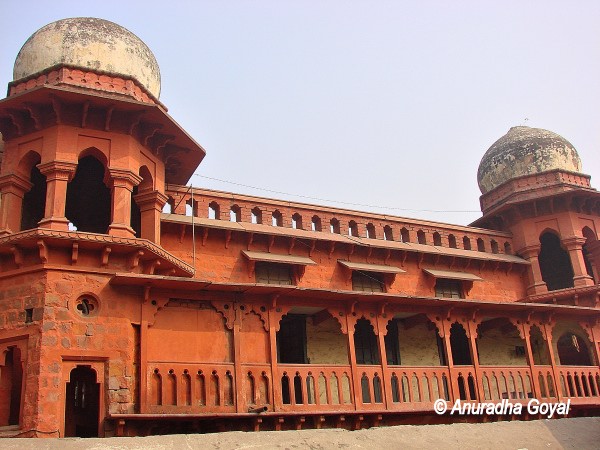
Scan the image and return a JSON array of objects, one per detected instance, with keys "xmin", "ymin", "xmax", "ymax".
[{"xmin": 13, "ymin": 17, "xmax": 161, "ymax": 98}]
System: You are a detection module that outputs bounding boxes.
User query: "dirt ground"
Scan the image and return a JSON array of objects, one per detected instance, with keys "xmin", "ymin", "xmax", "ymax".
[{"xmin": 0, "ymin": 417, "xmax": 598, "ymax": 450}]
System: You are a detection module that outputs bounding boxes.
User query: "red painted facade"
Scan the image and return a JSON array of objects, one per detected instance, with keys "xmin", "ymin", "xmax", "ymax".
[{"xmin": 0, "ymin": 18, "xmax": 598, "ymax": 438}]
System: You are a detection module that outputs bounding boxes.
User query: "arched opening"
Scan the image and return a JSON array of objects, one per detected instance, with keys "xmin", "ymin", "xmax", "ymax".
[
  {"xmin": 272, "ymin": 210, "xmax": 283, "ymax": 227},
  {"xmin": 477, "ymin": 238, "xmax": 485, "ymax": 252},
  {"xmin": 311, "ymin": 215, "xmax": 322, "ymax": 231},
  {"xmin": 185, "ymin": 198, "xmax": 198, "ymax": 217},
  {"xmin": 251, "ymin": 207, "xmax": 262, "ymax": 224},
  {"xmin": 448, "ymin": 234, "xmax": 457, "ymax": 249},
  {"xmin": 401, "ymin": 227, "xmax": 410, "ymax": 243},
  {"xmin": 354, "ymin": 318, "xmax": 379, "ymax": 365},
  {"xmin": 491, "ymin": 240, "xmax": 499, "ymax": 254},
  {"xmin": 65, "ymin": 155, "xmax": 111, "ymax": 234},
  {"xmin": 19, "ymin": 152, "xmax": 46, "ymax": 231},
  {"xmin": 330, "ymin": 218, "xmax": 340, "ymax": 234},
  {"xmin": 162, "ymin": 196, "xmax": 175, "ymax": 214},
  {"xmin": 130, "ymin": 185, "xmax": 141, "ymax": 237},
  {"xmin": 0, "ymin": 347, "xmax": 23, "ymax": 426},
  {"xmin": 64, "ymin": 366, "xmax": 100, "ymax": 437},
  {"xmin": 504, "ymin": 242, "xmax": 512, "ymax": 255},
  {"xmin": 557, "ymin": 332, "xmax": 593, "ymax": 366},
  {"xmin": 366, "ymin": 223, "xmax": 376, "ymax": 239},
  {"xmin": 539, "ymin": 232, "xmax": 574, "ymax": 291},
  {"xmin": 433, "ymin": 232, "xmax": 442, "ymax": 246},
  {"xmin": 230, "ymin": 205, "xmax": 241, "ymax": 222},
  {"xmin": 208, "ymin": 201, "xmax": 220, "ymax": 220},
  {"xmin": 348, "ymin": 220, "xmax": 358, "ymax": 237},
  {"xmin": 450, "ymin": 323, "xmax": 472, "ymax": 365},
  {"xmin": 477, "ymin": 318, "xmax": 526, "ymax": 366},
  {"xmin": 530, "ymin": 325, "xmax": 550, "ymax": 365},
  {"xmin": 417, "ymin": 230, "xmax": 426, "ymax": 245},
  {"xmin": 291, "ymin": 213, "xmax": 303, "ymax": 230},
  {"xmin": 582, "ymin": 227, "xmax": 597, "ymax": 282},
  {"xmin": 463, "ymin": 236, "xmax": 472, "ymax": 250},
  {"xmin": 383, "ymin": 225, "xmax": 393, "ymax": 241}
]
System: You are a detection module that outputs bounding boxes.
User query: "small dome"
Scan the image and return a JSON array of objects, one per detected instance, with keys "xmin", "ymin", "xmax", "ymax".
[
  {"xmin": 477, "ymin": 126, "xmax": 582, "ymax": 194},
  {"xmin": 13, "ymin": 17, "xmax": 161, "ymax": 98}
]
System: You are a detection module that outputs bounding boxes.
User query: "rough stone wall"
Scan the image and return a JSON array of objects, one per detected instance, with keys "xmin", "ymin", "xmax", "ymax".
[
  {"xmin": 477, "ymin": 328, "xmax": 527, "ymax": 366},
  {"xmin": 306, "ymin": 317, "xmax": 349, "ymax": 365},
  {"xmin": 396, "ymin": 321, "xmax": 441, "ymax": 366},
  {"xmin": 34, "ymin": 271, "xmax": 139, "ymax": 433}
]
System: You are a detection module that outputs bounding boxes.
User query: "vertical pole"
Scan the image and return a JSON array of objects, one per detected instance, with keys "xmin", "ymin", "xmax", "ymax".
[{"xmin": 543, "ymin": 323, "xmax": 562, "ymax": 400}]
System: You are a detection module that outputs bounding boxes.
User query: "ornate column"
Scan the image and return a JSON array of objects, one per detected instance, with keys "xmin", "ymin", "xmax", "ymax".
[
  {"xmin": 563, "ymin": 236, "xmax": 595, "ymax": 287},
  {"xmin": 521, "ymin": 322, "xmax": 541, "ymax": 399},
  {"xmin": 0, "ymin": 174, "xmax": 32, "ymax": 235},
  {"xmin": 133, "ymin": 190, "xmax": 167, "ymax": 244},
  {"xmin": 519, "ymin": 245, "xmax": 548, "ymax": 295},
  {"xmin": 542, "ymin": 323, "xmax": 562, "ymax": 400},
  {"xmin": 466, "ymin": 320, "xmax": 483, "ymax": 400},
  {"xmin": 375, "ymin": 315, "xmax": 390, "ymax": 407},
  {"xmin": 345, "ymin": 315, "xmax": 361, "ymax": 409},
  {"xmin": 37, "ymin": 161, "xmax": 77, "ymax": 231},
  {"xmin": 440, "ymin": 319, "xmax": 456, "ymax": 401},
  {"xmin": 107, "ymin": 169, "xmax": 141, "ymax": 238}
]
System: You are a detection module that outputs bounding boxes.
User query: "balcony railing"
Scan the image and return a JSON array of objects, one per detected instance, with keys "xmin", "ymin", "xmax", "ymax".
[{"xmin": 144, "ymin": 362, "xmax": 600, "ymax": 415}]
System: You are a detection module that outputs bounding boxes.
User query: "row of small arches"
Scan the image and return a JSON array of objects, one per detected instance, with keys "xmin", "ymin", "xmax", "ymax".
[{"xmin": 165, "ymin": 199, "xmax": 512, "ymax": 255}]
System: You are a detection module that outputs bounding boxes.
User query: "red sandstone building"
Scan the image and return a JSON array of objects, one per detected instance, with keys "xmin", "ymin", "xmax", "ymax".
[{"xmin": 0, "ymin": 18, "xmax": 598, "ymax": 438}]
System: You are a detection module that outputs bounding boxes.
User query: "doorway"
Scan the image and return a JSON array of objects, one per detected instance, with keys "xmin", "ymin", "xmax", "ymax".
[{"xmin": 64, "ymin": 366, "xmax": 100, "ymax": 437}]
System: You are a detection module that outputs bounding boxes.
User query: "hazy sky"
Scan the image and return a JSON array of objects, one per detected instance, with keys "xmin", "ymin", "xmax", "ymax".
[{"xmin": 1, "ymin": 1, "xmax": 599, "ymax": 226}]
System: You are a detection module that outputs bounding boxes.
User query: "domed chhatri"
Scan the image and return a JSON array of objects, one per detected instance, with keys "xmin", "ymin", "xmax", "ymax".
[
  {"xmin": 13, "ymin": 17, "xmax": 161, "ymax": 98},
  {"xmin": 477, "ymin": 126, "xmax": 583, "ymax": 194}
]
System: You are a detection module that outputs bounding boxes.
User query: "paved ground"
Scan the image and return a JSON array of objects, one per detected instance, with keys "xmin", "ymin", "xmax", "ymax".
[{"xmin": 0, "ymin": 417, "xmax": 598, "ymax": 449}]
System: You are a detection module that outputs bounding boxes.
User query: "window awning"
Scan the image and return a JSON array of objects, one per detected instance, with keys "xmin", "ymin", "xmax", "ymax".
[
  {"xmin": 338, "ymin": 260, "xmax": 406, "ymax": 274},
  {"xmin": 242, "ymin": 250, "xmax": 316, "ymax": 266},
  {"xmin": 423, "ymin": 268, "xmax": 483, "ymax": 282}
]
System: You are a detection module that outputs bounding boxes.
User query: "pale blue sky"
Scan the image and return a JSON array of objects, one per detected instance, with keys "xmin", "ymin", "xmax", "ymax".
[{"xmin": 1, "ymin": 1, "xmax": 599, "ymax": 225}]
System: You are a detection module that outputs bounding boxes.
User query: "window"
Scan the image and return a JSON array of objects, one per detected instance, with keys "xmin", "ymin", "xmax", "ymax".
[
  {"xmin": 401, "ymin": 227, "xmax": 410, "ymax": 243},
  {"xmin": 417, "ymin": 230, "xmax": 426, "ymax": 244},
  {"xmin": 504, "ymin": 241, "xmax": 512, "ymax": 255},
  {"xmin": 348, "ymin": 220, "xmax": 358, "ymax": 237},
  {"xmin": 311, "ymin": 215, "xmax": 322, "ymax": 231},
  {"xmin": 435, "ymin": 279, "xmax": 463, "ymax": 299},
  {"xmin": 491, "ymin": 240, "xmax": 499, "ymax": 254},
  {"xmin": 433, "ymin": 232, "xmax": 442, "ymax": 246},
  {"xmin": 230, "ymin": 205, "xmax": 241, "ymax": 222},
  {"xmin": 330, "ymin": 218, "xmax": 340, "ymax": 234},
  {"xmin": 255, "ymin": 262, "xmax": 292, "ymax": 285},
  {"xmin": 352, "ymin": 272, "xmax": 384, "ymax": 293},
  {"xmin": 251, "ymin": 207, "xmax": 262, "ymax": 224},
  {"xmin": 208, "ymin": 202, "xmax": 220, "ymax": 220},
  {"xmin": 291, "ymin": 213, "xmax": 302, "ymax": 229},
  {"xmin": 383, "ymin": 226, "xmax": 393, "ymax": 241},
  {"xmin": 272, "ymin": 210, "xmax": 283, "ymax": 227},
  {"xmin": 366, "ymin": 223, "xmax": 376, "ymax": 239},
  {"xmin": 477, "ymin": 238, "xmax": 485, "ymax": 252},
  {"xmin": 463, "ymin": 236, "xmax": 472, "ymax": 250},
  {"xmin": 448, "ymin": 234, "xmax": 457, "ymax": 249}
]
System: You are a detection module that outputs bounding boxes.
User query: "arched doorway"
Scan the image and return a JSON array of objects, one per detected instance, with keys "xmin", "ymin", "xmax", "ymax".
[
  {"xmin": 65, "ymin": 154, "xmax": 111, "ymax": 234},
  {"xmin": 19, "ymin": 152, "xmax": 46, "ymax": 231},
  {"xmin": 557, "ymin": 332, "xmax": 593, "ymax": 366},
  {"xmin": 0, "ymin": 347, "xmax": 23, "ymax": 426},
  {"xmin": 538, "ymin": 232, "xmax": 574, "ymax": 291},
  {"xmin": 450, "ymin": 322, "xmax": 472, "ymax": 365},
  {"xmin": 64, "ymin": 366, "xmax": 100, "ymax": 437}
]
